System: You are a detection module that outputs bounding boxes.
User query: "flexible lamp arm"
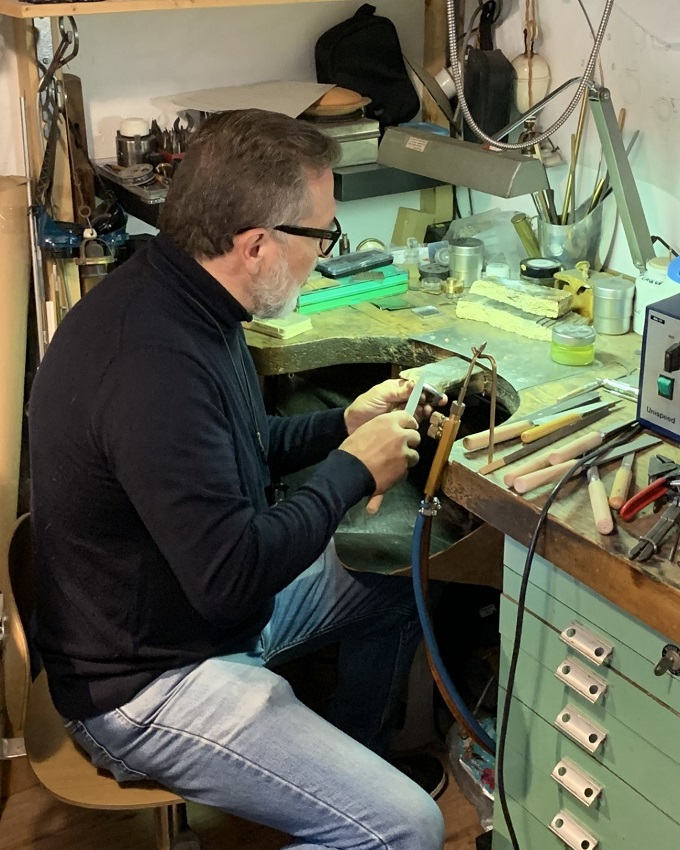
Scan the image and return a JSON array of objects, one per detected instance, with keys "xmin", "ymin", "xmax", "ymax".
[{"xmin": 493, "ymin": 79, "xmax": 655, "ymax": 273}]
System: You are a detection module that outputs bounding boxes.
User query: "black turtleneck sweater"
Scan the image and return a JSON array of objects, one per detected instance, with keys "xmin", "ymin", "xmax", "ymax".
[{"xmin": 29, "ymin": 233, "xmax": 375, "ymax": 720}]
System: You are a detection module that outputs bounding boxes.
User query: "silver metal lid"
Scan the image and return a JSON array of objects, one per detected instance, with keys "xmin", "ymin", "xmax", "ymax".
[
  {"xmin": 592, "ymin": 276, "xmax": 636, "ymax": 298},
  {"xmin": 552, "ymin": 324, "xmax": 596, "ymax": 347}
]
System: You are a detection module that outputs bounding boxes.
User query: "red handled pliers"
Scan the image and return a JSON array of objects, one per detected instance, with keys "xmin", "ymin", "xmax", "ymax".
[{"xmin": 620, "ymin": 455, "xmax": 680, "ymax": 522}]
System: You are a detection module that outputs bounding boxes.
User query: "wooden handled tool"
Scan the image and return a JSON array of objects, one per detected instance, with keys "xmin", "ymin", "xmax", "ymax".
[
  {"xmin": 503, "ymin": 450, "xmax": 554, "ymax": 488},
  {"xmin": 513, "ymin": 460, "xmax": 577, "ymax": 494},
  {"xmin": 478, "ymin": 405, "xmax": 616, "ymax": 476},
  {"xmin": 464, "ymin": 420, "xmax": 532, "ymax": 451},
  {"xmin": 520, "ymin": 402, "xmax": 616, "ymax": 445},
  {"xmin": 547, "ymin": 431, "xmax": 606, "ymax": 465},
  {"xmin": 520, "ymin": 411, "xmax": 588, "ymax": 444},
  {"xmin": 462, "ymin": 391, "xmax": 602, "ymax": 452},
  {"xmin": 587, "ymin": 466, "xmax": 614, "ymax": 534},
  {"xmin": 609, "ymin": 452, "xmax": 635, "ymax": 511}
]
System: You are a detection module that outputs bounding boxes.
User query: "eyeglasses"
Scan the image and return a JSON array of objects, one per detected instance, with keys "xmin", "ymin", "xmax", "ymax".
[{"xmin": 273, "ymin": 217, "xmax": 342, "ymax": 257}]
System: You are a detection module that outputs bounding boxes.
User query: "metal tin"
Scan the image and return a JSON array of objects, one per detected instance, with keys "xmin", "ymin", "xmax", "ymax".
[
  {"xmin": 448, "ymin": 237, "xmax": 484, "ymax": 291},
  {"xmin": 116, "ymin": 130, "xmax": 156, "ymax": 167},
  {"xmin": 592, "ymin": 275, "xmax": 635, "ymax": 335}
]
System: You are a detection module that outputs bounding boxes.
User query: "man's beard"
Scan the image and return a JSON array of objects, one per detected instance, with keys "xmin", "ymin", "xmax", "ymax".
[{"xmin": 251, "ymin": 252, "xmax": 303, "ymax": 319}]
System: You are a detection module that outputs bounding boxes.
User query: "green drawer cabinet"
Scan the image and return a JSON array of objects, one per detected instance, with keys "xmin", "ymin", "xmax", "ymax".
[
  {"xmin": 499, "ymin": 599, "xmax": 680, "ymax": 768},
  {"xmin": 493, "ymin": 538, "xmax": 680, "ymax": 850},
  {"xmin": 503, "ymin": 537, "xmax": 680, "ymax": 711}
]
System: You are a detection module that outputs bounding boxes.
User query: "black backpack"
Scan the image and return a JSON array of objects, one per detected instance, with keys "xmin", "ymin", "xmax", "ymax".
[{"xmin": 315, "ymin": 4, "xmax": 420, "ymax": 132}]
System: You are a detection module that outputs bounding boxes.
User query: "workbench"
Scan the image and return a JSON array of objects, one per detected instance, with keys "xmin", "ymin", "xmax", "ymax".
[
  {"xmin": 440, "ymin": 342, "xmax": 680, "ymax": 848},
  {"xmin": 248, "ymin": 294, "xmax": 680, "ymax": 848}
]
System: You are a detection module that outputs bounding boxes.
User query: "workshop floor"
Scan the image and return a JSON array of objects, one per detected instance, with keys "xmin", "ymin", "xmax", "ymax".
[{"xmin": 0, "ymin": 760, "xmax": 483, "ymax": 850}]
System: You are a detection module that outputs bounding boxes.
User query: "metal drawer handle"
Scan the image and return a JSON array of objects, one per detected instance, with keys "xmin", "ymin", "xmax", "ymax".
[
  {"xmin": 551, "ymin": 758, "xmax": 603, "ymax": 807},
  {"xmin": 560, "ymin": 622, "xmax": 613, "ymax": 666},
  {"xmin": 555, "ymin": 659, "xmax": 608, "ymax": 704},
  {"xmin": 554, "ymin": 705, "xmax": 607, "ymax": 754},
  {"xmin": 549, "ymin": 810, "xmax": 599, "ymax": 849}
]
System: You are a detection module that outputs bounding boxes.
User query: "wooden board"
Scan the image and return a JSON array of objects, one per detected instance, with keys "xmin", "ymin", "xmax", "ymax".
[{"xmin": 0, "ymin": 0, "xmax": 339, "ymax": 18}]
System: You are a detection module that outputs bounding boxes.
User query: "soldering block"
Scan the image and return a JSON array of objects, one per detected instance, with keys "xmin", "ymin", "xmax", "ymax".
[
  {"xmin": 469, "ymin": 276, "xmax": 573, "ymax": 318},
  {"xmin": 455, "ymin": 294, "xmax": 588, "ymax": 341}
]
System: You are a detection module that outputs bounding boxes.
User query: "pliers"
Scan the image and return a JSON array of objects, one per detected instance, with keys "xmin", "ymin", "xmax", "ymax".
[{"xmin": 620, "ymin": 455, "xmax": 680, "ymax": 522}]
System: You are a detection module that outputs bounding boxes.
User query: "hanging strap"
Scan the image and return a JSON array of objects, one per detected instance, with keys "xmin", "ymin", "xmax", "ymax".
[{"xmin": 478, "ymin": 1, "xmax": 500, "ymax": 51}]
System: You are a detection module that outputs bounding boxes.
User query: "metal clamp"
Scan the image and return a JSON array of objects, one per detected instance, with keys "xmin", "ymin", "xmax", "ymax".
[
  {"xmin": 549, "ymin": 810, "xmax": 599, "ymax": 850},
  {"xmin": 551, "ymin": 758, "xmax": 603, "ymax": 807},
  {"xmin": 554, "ymin": 705, "xmax": 607, "ymax": 754},
  {"xmin": 560, "ymin": 622, "xmax": 613, "ymax": 666},
  {"xmin": 555, "ymin": 658, "xmax": 608, "ymax": 704}
]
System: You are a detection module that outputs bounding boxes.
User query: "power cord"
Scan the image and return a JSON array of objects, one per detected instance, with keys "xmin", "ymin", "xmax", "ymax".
[
  {"xmin": 495, "ymin": 420, "xmax": 641, "ymax": 849},
  {"xmin": 651, "ymin": 235, "xmax": 679, "ymax": 258}
]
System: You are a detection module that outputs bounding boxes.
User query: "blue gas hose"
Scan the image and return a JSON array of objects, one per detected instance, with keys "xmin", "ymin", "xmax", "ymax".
[{"xmin": 411, "ymin": 506, "xmax": 496, "ymax": 754}]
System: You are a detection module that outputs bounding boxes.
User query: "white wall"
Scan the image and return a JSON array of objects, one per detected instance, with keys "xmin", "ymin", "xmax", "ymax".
[
  {"xmin": 471, "ymin": 0, "xmax": 680, "ymax": 277},
  {"xmin": 3, "ymin": 0, "xmax": 679, "ymax": 267},
  {"xmin": 0, "ymin": 1, "xmax": 425, "ymax": 247}
]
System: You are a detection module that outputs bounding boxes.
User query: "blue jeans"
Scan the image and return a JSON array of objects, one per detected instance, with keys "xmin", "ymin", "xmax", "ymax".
[{"xmin": 64, "ymin": 542, "xmax": 445, "ymax": 850}]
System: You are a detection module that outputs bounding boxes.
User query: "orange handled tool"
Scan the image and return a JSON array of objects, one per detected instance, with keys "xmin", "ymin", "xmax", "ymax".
[{"xmin": 520, "ymin": 412, "xmax": 590, "ymax": 444}]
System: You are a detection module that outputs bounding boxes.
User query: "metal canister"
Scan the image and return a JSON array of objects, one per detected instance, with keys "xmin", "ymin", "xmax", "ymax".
[
  {"xmin": 448, "ymin": 237, "xmax": 484, "ymax": 291},
  {"xmin": 116, "ymin": 117, "xmax": 156, "ymax": 167}
]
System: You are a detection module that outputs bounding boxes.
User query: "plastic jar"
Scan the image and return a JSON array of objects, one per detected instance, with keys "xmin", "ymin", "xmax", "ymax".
[
  {"xmin": 550, "ymin": 324, "xmax": 596, "ymax": 366},
  {"xmin": 633, "ymin": 257, "xmax": 678, "ymax": 334},
  {"xmin": 592, "ymin": 276, "xmax": 635, "ymax": 335},
  {"xmin": 520, "ymin": 257, "xmax": 561, "ymax": 287}
]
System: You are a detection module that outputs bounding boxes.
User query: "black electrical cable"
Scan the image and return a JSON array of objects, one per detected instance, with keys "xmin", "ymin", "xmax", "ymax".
[
  {"xmin": 495, "ymin": 420, "xmax": 641, "ymax": 850},
  {"xmin": 652, "ymin": 235, "xmax": 679, "ymax": 257}
]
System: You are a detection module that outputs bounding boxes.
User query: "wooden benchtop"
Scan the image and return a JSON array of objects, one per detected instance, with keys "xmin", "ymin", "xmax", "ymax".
[
  {"xmin": 444, "ymin": 353, "xmax": 680, "ymax": 646},
  {"xmin": 247, "ymin": 292, "xmax": 680, "ymax": 641}
]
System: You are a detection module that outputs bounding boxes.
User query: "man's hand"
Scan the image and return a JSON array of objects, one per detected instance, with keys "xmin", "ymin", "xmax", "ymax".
[
  {"xmin": 344, "ymin": 378, "xmax": 447, "ymax": 435},
  {"xmin": 340, "ymin": 409, "xmax": 421, "ymax": 495}
]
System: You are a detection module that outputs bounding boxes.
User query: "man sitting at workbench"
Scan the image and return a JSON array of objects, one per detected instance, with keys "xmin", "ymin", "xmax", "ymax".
[{"xmin": 29, "ymin": 109, "xmax": 446, "ymax": 849}]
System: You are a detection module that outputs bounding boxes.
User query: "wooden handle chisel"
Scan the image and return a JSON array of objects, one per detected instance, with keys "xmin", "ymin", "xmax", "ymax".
[{"xmin": 588, "ymin": 466, "xmax": 614, "ymax": 534}]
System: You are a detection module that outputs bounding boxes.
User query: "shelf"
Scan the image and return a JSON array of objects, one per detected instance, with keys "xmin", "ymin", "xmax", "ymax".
[
  {"xmin": 101, "ymin": 163, "xmax": 442, "ymax": 228},
  {"xmin": 1, "ymin": 0, "xmax": 336, "ymax": 19}
]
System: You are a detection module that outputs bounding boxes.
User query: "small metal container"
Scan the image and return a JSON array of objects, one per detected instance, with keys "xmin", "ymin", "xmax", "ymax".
[
  {"xmin": 592, "ymin": 276, "xmax": 635, "ymax": 335},
  {"xmin": 448, "ymin": 237, "xmax": 484, "ymax": 291},
  {"xmin": 116, "ymin": 118, "xmax": 156, "ymax": 167}
]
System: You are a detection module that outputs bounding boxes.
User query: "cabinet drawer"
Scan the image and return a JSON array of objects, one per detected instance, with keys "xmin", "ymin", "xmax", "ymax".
[
  {"xmin": 502, "ymin": 725, "xmax": 680, "ymax": 847},
  {"xmin": 500, "ymin": 595, "xmax": 680, "ymax": 766},
  {"xmin": 504, "ymin": 537, "xmax": 680, "ymax": 685},
  {"xmin": 493, "ymin": 791, "xmax": 600, "ymax": 850},
  {"xmin": 500, "ymin": 647, "xmax": 680, "ymax": 823},
  {"xmin": 503, "ymin": 564, "xmax": 680, "ymax": 716}
]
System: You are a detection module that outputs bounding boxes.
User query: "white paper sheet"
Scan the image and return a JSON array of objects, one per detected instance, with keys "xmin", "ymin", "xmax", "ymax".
[{"xmin": 162, "ymin": 81, "xmax": 335, "ymax": 118}]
